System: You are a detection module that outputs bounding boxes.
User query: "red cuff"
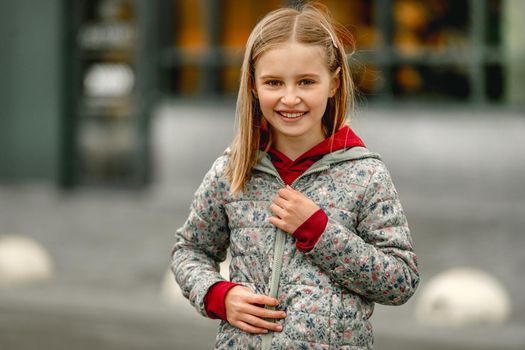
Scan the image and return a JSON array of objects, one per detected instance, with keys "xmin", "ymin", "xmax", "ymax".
[
  {"xmin": 293, "ymin": 208, "xmax": 328, "ymax": 252},
  {"xmin": 204, "ymin": 281, "xmax": 239, "ymax": 320}
]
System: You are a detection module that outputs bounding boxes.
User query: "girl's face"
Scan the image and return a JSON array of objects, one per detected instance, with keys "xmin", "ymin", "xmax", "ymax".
[{"xmin": 254, "ymin": 41, "xmax": 339, "ymax": 151}]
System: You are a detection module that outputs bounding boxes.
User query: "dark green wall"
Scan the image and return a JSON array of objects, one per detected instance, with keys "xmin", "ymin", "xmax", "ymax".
[
  {"xmin": 505, "ymin": 0, "xmax": 525, "ymax": 105},
  {"xmin": 0, "ymin": 0, "xmax": 63, "ymax": 182}
]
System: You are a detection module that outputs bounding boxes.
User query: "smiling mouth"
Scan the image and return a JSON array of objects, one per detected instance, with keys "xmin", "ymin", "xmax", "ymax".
[{"xmin": 277, "ymin": 111, "xmax": 307, "ymax": 119}]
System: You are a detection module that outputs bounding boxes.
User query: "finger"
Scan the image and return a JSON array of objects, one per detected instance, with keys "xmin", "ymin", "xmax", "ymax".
[
  {"xmin": 245, "ymin": 293, "xmax": 279, "ymax": 307},
  {"xmin": 268, "ymin": 216, "xmax": 281, "ymax": 226},
  {"xmin": 286, "ymin": 185, "xmax": 296, "ymax": 192},
  {"xmin": 271, "ymin": 217, "xmax": 294, "ymax": 234},
  {"xmin": 280, "ymin": 187, "xmax": 305, "ymax": 202},
  {"xmin": 272, "ymin": 196, "xmax": 288, "ymax": 209},
  {"xmin": 277, "ymin": 187, "xmax": 294, "ymax": 199},
  {"xmin": 242, "ymin": 314, "xmax": 284, "ymax": 333},
  {"xmin": 268, "ymin": 216, "xmax": 286, "ymax": 230},
  {"xmin": 285, "ymin": 185, "xmax": 301, "ymax": 195},
  {"xmin": 268, "ymin": 203, "xmax": 277, "ymax": 216},
  {"xmin": 246, "ymin": 305, "xmax": 287, "ymax": 320},
  {"xmin": 234, "ymin": 320, "xmax": 269, "ymax": 334},
  {"xmin": 269, "ymin": 203, "xmax": 286, "ymax": 218}
]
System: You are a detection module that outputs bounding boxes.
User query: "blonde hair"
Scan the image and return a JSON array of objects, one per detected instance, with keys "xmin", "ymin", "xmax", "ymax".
[{"xmin": 226, "ymin": 2, "xmax": 356, "ymax": 193}]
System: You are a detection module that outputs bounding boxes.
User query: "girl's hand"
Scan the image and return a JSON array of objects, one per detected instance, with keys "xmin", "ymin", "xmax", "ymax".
[
  {"xmin": 269, "ymin": 185, "xmax": 320, "ymax": 234},
  {"xmin": 225, "ymin": 285, "xmax": 286, "ymax": 334}
]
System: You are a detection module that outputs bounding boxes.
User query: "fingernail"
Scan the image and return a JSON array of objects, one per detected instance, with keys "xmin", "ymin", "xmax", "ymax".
[
  {"xmin": 277, "ymin": 325, "xmax": 283, "ymax": 331},
  {"xmin": 262, "ymin": 330, "xmax": 268, "ymax": 334}
]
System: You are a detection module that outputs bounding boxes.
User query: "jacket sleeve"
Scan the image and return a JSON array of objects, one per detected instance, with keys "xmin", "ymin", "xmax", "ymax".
[
  {"xmin": 170, "ymin": 157, "xmax": 230, "ymax": 317},
  {"xmin": 305, "ymin": 160, "xmax": 419, "ymax": 305}
]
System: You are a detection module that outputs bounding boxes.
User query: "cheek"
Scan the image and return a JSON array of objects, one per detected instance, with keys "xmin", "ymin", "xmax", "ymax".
[
  {"xmin": 305, "ymin": 91, "xmax": 329, "ymax": 111},
  {"xmin": 257, "ymin": 92, "xmax": 280, "ymax": 113}
]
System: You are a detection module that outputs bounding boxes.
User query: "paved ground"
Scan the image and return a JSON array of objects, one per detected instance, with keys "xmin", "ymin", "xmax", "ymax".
[{"xmin": 1, "ymin": 101, "xmax": 524, "ymax": 349}]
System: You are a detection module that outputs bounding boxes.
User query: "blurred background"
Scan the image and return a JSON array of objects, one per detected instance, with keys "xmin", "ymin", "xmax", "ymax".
[{"xmin": 0, "ymin": 0, "xmax": 524, "ymax": 349}]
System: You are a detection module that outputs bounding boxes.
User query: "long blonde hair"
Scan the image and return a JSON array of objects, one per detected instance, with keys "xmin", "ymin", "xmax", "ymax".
[{"xmin": 226, "ymin": 3, "xmax": 356, "ymax": 193}]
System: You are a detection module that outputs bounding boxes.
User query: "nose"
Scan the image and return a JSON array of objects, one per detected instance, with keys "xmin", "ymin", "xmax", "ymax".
[{"xmin": 280, "ymin": 88, "xmax": 301, "ymax": 106}]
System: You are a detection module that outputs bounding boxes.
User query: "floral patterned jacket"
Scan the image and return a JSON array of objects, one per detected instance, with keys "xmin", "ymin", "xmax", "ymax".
[{"xmin": 171, "ymin": 147, "xmax": 419, "ymax": 350}]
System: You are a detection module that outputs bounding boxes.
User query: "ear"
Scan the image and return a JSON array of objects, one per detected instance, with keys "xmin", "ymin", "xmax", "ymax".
[
  {"xmin": 329, "ymin": 67, "xmax": 341, "ymax": 97},
  {"xmin": 252, "ymin": 88, "xmax": 258, "ymax": 98}
]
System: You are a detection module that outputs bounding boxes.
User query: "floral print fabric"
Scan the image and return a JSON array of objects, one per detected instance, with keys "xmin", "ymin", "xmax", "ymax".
[{"xmin": 171, "ymin": 147, "xmax": 419, "ymax": 349}]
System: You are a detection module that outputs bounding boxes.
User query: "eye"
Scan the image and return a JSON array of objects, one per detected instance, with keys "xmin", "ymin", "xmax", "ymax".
[
  {"xmin": 299, "ymin": 79, "xmax": 316, "ymax": 86},
  {"xmin": 264, "ymin": 79, "xmax": 282, "ymax": 87}
]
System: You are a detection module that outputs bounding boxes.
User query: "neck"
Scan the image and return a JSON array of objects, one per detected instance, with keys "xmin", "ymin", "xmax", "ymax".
[{"xmin": 273, "ymin": 132, "xmax": 325, "ymax": 161}]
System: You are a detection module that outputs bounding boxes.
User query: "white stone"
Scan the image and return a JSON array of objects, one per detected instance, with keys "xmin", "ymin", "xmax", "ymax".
[
  {"xmin": 0, "ymin": 235, "xmax": 54, "ymax": 285},
  {"xmin": 415, "ymin": 267, "xmax": 511, "ymax": 327}
]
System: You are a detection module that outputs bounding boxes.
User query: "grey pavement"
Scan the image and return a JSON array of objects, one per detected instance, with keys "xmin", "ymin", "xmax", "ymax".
[{"xmin": 1, "ymin": 101, "xmax": 524, "ymax": 349}]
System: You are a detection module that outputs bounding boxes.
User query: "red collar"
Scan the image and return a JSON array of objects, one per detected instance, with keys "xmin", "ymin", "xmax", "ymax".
[{"xmin": 266, "ymin": 126, "xmax": 365, "ymax": 185}]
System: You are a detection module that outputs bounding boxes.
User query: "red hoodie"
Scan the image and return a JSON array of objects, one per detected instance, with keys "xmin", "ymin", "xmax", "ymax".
[{"xmin": 204, "ymin": 125, "xmax": 365, "ymax": 320}]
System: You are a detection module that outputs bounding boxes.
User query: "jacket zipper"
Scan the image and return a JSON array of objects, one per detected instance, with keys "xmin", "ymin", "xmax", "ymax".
[{"xmin": 261, "ymin": 165, "xmax": 329, "ymax": 350}]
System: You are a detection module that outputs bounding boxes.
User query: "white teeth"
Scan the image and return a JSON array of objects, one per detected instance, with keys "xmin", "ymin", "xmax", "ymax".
[{"xmin": 279, "ymin": 112, "xmax": 305, "ymax": 119}]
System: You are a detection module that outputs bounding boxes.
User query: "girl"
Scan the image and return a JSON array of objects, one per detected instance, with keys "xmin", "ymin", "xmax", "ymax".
[{"xmin": 171, "ymin": 3, "xmax": 419, "ymax": 349}]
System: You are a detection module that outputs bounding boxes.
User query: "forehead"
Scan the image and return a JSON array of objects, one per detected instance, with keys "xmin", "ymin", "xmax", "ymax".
[{"xmin": 255, "ymin": 42, "xmax": 329, "ymax": 76}]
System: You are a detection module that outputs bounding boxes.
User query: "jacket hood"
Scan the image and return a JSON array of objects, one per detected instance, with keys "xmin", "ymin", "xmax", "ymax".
[
  {"xmin": 254, "ymin": 146, "xmax": 381, "ymax": 178},
  {"xmin": 319, "ymin": 146, "xmax": 381, "ymax": 165}
]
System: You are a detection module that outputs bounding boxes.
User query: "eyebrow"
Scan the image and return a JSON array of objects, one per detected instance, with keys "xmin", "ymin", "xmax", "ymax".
[{"xmin": 258, "ymin": 74, "xmax": 321, "ymax": 80}]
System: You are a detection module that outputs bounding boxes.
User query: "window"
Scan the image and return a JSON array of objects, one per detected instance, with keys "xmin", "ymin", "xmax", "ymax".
[{"xmin": 159, "ymin": 0, "xmax": 504, "ymax": 103}]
